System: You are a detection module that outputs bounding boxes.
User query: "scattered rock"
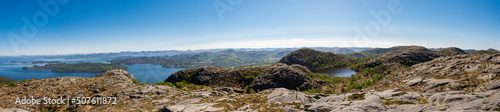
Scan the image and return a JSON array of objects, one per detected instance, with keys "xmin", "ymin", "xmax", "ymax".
[
  {"xmin": 405, "ymin": 77, "xmax": 423, "ymax": 86},
  {"xmin": 477, "ymin": 73, "xmax": 497, "ymax": 81}
]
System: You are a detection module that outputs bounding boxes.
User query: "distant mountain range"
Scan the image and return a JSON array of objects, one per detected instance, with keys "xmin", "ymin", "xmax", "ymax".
[
  {"xmin": 1, "ymin": 47, "xmax": 372, "ymax": 59},
  {"xmin": 1, "ymin": 47, "xmax": 488, "ymax": 60}
]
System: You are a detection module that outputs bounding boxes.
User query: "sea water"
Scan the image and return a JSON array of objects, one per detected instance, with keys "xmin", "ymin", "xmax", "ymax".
[{"xmin": 0, "ymin": 58, "xmax": 183, "ymax": 83}]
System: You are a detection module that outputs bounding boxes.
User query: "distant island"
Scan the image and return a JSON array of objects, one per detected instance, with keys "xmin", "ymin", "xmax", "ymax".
[
  {"xmin": 22, "ymin": 63, "xmax": 129, "ymax": 73},
  {"xmin": 31, "ymin": 61, "xmax": 62, "ymax": 64}
]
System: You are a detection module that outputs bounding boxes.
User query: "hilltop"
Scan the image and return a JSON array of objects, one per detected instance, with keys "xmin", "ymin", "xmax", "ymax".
[
  {"xmin": 471, "ymin": 48, "xmax": 500, "ymax": 54},
  {"xmin": 438, "ymin": 47, "xmax": 467, "ymax": 56},
  {"xmin": 277, "ymin": 48, "xmax": 355, "ymax": 72},
  {"xmin": 371, "ymin": 53, "xmax": 500, "ymax": 92},
  {"xmin": 346, "ymin": 46, "xmax": 405, "ymax": 59}
]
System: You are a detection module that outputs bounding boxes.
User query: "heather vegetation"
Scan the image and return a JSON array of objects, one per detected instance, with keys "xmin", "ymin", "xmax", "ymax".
[{"xmin": 0, "ymin": 76, "xmax": 15, "ymax": 84}]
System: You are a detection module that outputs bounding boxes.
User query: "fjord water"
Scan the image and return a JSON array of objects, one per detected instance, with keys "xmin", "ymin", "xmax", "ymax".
[
  {"xmin": 320, "ymin": 68, "xmax": 357, "ymax": 77},
  {"xmin": 0, "ymin": 58, "xmax": 183, "ymax": 83},
  {"xmin": 123, "ymin": 64, "xmax": 184, "ymax": 83}
]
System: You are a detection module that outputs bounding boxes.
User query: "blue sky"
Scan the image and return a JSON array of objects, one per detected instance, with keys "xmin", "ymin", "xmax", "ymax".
[{"xmin": 0, "ymin": 0, "xmax": 499, "ymax": 56}]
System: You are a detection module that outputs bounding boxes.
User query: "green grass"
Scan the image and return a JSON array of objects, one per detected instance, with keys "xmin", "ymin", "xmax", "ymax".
[
  {"xmin": 19, "ymin": 78, "xmax": 38, "ymax": 83},
  {"xmin": 154, "ymin": 82, "xmax": 174, "ymax": 87},
  {"xmin": 241, "ymin": 61, "xmax": 274, "ymax": 68},
  {"xmin": 132, "ymin": 78, "xmax": 140, "ymax": 85},
  {"xmin": 493, "ymin": 108, "xmax": 500, "ymax": 111},
  {"xmin": 7, "ymin": 81, "xmax": 18, "ymax": 87},
  {"xmin": 346, "ymin": 72, "xmax": 391, "ymax": 91},
  {"xmin": 418, "ymin": 96, "xmax": 429, "ymax": 104},
  {"xmin": 175, "ymin": 81, "xmax": 187, "ymax": 89},
  {"xmin": 322, "ymin": 87, "xmax": 335, "ymax": 94},
  {"xmin": 242, "ymin": 70, "xmax": 261, "ymax": 85},
  {"xmin": 305, "ymin": 89, "xmax": 320, "ymax": 93},
  {"xmin": 247, "ymin": 89, "xmax": 256, "ymax": 94}
]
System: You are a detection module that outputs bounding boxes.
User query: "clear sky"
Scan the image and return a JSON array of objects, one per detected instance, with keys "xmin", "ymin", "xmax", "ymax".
[{"xmin": 0, "ymin": 0, "xmax": 499, "ymax": 56}]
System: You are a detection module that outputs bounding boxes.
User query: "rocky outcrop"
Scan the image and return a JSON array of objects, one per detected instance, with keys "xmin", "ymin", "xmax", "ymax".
[
  {"xmin": 96, "ymin": 69, "xmax": 136, "ymax": 82},
  {"xmin": 377, "ymin": 46, "xmax": 441, "ymax": 66},
  {"xmin": 264, "ymin": 88, "xmax": 500, "ymax": 111},
  {"xmin": 371, "ymin": 53, "xmax": 500, "ymax": 93},
  {"xmin": 249, "ymin": 63, "xmax": 314, "ymax": 91},
  {"xmin": 165, "ymin": 66, "xmax": 229, "ymax": 85},
  {"xmin": 0, "ymin": 69, "xmax": 161, "ymax": 111},
  {"xmin": 166, "ymin": 63, "xmax": 315, "ymax": 91},
  {"xmin": 352, "ymin": 46, "xmax": 442, "ymax": 74}
]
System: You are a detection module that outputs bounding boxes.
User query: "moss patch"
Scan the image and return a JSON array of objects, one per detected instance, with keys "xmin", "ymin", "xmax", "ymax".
[
  {"xmin": 381, "ymin": 99, "xmax": 415, "ymax": 105},
  {"xmin": 348, "ymin": 93, "xmax": 365, "ymax": 101}
]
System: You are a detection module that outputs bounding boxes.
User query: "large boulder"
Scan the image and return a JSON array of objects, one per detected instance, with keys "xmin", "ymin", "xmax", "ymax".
[
  {"xmin": 493, "ymin": 56, "xmax": 500, "ymax": 64},
  {"xmin": 166, "ymin": 63, "xmax": 315, "ymax": 91},
  {"xmin": 249, "ymin": 63, "xmax": 314, "ymax": 91},
  {"xmin": 486, "ymin": 79, "xmax": 500, "ymax": 90},
  {"xmin": 96, "ymin": 69, "xmax": 137, "ymax": 84},
  {"xmin": 165, "ymin": 66, "xmax": 229, "ymax": 85}
]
